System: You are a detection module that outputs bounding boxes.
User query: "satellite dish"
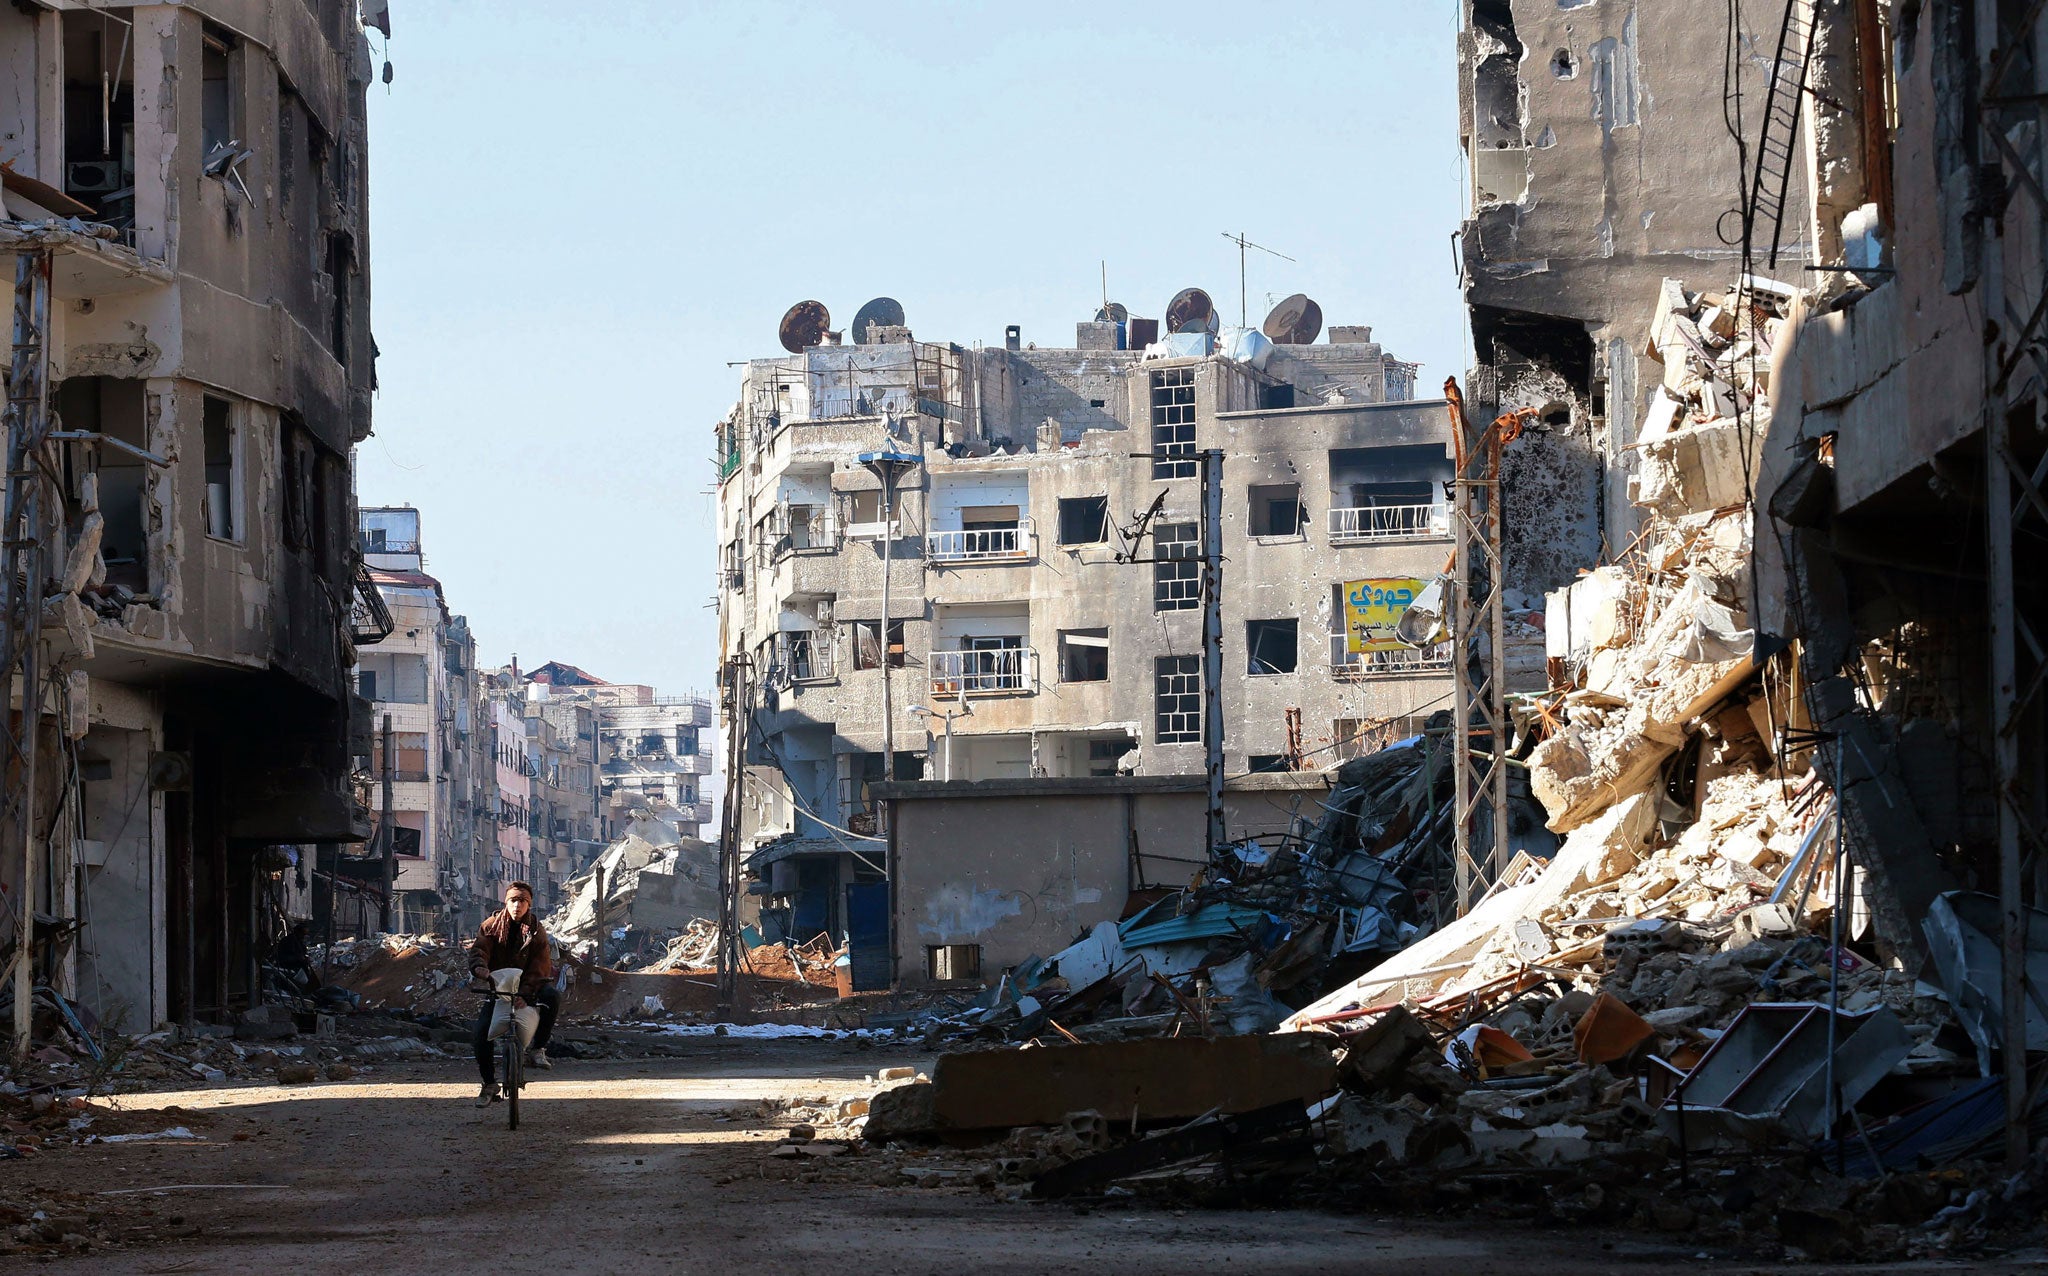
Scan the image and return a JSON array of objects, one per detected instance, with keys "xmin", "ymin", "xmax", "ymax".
[
  {"xmin": 851, "ymin": 297, "xmax": 906, "ymax": 345},
  {"xmin": 1094, "ymin": 301, "xmax": 1129, "ymax": 325},
  {"xmin": 1165, "ymin": 287, "xmax": 1217, "ymax": 335},
  {"xmin": 1262, "ymin": 294, "xmax": 1324, "ymax": 345},
  {"xmin": 778, "ymin": 300, "xmax": 831, "ymax": 353}
]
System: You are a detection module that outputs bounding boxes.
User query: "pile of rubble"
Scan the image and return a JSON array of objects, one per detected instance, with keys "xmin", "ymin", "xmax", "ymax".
[
  {"xmin": 809, "ymin": 275, "xmax": 2039, "ymax": 1257},
  {"xmin": 546, "ymin": 814, "xmax": 719, "ymax": 966}
]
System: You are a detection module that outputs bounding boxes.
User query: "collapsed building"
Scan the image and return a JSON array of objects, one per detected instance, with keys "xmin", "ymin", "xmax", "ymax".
[
  {"xmin": 1, "ymin": 2, "xmax": 387, "ymax": 1039},
  {"xmin": 1453, "ymin": 0, "xmax": 2042, "ymax": 1120},
  {"xmin": 714, "ymin": 291, "xmax": 1450, "ymax": 986}
]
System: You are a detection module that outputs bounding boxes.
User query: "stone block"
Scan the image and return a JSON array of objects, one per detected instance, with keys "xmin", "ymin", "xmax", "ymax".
[{"xmin": 924, "ymin": 1034, "xmax": 1337, "ymax": 1131}]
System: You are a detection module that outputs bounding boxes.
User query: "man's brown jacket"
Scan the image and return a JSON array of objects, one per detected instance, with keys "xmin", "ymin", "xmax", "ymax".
[{"xmin": 471, "ymin": 911, "xmax": 553, "ymax": 997}]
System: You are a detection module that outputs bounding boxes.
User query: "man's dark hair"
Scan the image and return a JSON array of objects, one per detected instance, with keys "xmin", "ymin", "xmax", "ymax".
[{"xmin": 507, "ymin": 881, "xmax": 534, "ymax": 898}]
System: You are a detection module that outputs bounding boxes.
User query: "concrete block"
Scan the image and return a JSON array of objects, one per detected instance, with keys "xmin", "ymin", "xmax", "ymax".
[{"xmin": 925, "ymin": 1034, "xmax": 1337, "ymax": 1130}]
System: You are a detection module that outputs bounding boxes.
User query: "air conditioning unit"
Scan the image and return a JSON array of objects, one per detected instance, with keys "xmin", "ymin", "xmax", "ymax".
[{"xmin": 67, "ymin": 160, "xmax": 124, "ymax": 194}]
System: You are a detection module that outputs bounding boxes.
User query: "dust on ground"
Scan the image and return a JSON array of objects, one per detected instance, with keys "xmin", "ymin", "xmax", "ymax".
[{"xmin": 6, "ymin": 1038, "xmax": 2040, "ymax": 1275}]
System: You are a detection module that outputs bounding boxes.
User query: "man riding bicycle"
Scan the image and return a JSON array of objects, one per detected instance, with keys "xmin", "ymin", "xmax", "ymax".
[{"xmin": 469, "ymin": 880, "xmax": 559, "ymax": 1107}]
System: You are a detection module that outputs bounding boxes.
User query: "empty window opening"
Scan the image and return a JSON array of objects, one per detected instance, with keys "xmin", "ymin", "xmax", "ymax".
[
  {"xmin": 926, "ymin": 943, "xmax": 982, "ymax": 981},
  {"xmin": 55, "ymin": 377, "xmax": 150, "ymax": 593},
  {"xmin": 1246, "ymin": 754, "xmax": 1290, "ymax": 774},
  {"xmin": 1152, "ymin": 521, "xmax": 1200, "ymax": 611},
  {"xmin": 1150, "ymin": 368, "xmax": 1197, "ymax": 479},
  {"xmin": 1058, "ymin": 495, "xmax": 1109, "ymax": 545},
  {"xmin": 60, "ymin": 11, "xmax": 136, "ymax": 225},
  {"xmin": 1058, "ymin": 628, "xmax": 1110, "ymax": 682},
  {"xmin": 853, "ymin": 620, "xmax": 905, "ymax": 670},
  {"xmin": 324, "ymin": 233, "xmax": 353, "ymax": 367},
  {"xmin": 1088, "ymin": 398, "xmax": 1107, "ymax": 408},
  {"xmin": 201, "ymin": 35, "xmax": 233, "ymax": 156},
  {"xmin": 783, "ymin": 502, "xmax": 835, "ymax": 551},
  {"xmin": 1155, "ymin": 655, "xmax": 1202, "ymax": 743},
  {"xmin": 1249, "ymin": 483, "xmax": 1304, "ymax": 537},
  {"xmin": 202, "ymin": 395, "xmax": 237, "ymax": 541},
  {"xmin": 1259, "ymin": 383, "xmax": 1296, "ymax": 410},
  {"xmin": 1087, "ymin": 737, "xmax": 1132, "ymax": 777},
  {"xmin": 1247, "ymin": 619, "xmax": 1299, "ymax": 675}
]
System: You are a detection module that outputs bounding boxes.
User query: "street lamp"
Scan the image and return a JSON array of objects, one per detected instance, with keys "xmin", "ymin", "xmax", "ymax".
[
  {"xmin": 908, "ymin": 693, "xmax": 973, "ymax": 782},
  {"xmin": 858, "ymin": 446, "xmax": 925, "ymax": 785}
]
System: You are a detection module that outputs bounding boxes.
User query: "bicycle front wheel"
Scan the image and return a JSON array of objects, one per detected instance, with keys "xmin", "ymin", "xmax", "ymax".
[{"xmin": 504, "ymin": 1036, "xmax": 521, "ymax": 1130}]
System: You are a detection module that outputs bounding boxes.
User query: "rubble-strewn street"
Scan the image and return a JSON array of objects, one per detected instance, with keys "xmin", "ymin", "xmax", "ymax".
[
  {"xmin": 5, "ymin": 1038, "xmax": 2040, "ymax": 1275},
  {"xmin": 8, "ymin": 2, "xmax": 2048, "ymax": 1271}
]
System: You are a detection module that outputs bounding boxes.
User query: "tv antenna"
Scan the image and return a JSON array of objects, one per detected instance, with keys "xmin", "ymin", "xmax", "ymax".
[{"xmin": 1222, "ymin": 231, "xmax": 1294, "ymax": 327}]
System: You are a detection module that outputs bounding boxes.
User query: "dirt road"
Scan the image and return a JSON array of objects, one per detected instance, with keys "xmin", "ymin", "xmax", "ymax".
[{"xmin": 4, "ymin": 1036, "xmax": 2031, "ymax": 1274}]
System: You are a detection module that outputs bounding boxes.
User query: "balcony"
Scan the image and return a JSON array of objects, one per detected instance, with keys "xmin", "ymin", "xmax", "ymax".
[
  {"xmin": 927, "ymin": 518, "xmax": 1034, "ymax": 564},
  {"xmin": 1327, "ymin": 504, "xmax": 1446, "ymax": 544},
  {"xmin": 771, "ymin": 507, "xmax": 841, "ymax": 559},
  {"xmin": 768, "ymin": 631, "xmax": 836, "ymax": 686},
  {"xmin": 1329, "ymin": 634, "xmax": 1452, "ymax": 680},
  {"xmin": 930, "ymin": 647, "xmax": 1037, "ymax": 698}
]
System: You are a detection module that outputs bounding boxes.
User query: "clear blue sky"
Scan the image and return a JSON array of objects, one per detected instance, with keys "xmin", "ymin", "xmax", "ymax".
[{"xmin": 360, "ymin": 1, "xmax": 1468, "ymax": 694}]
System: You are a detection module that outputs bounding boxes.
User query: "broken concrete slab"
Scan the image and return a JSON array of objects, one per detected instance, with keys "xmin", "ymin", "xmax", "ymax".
[{"xmin": 925, "ymin": 1034, "xmax": 1338, "ymax": 1131}]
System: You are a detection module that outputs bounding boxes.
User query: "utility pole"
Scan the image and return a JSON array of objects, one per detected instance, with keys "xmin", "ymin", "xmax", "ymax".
[
  {"xmin": 714, "ymin": 654, "xmax": 750, "ymax": 1012},
  {"xmin": 1199, "ymin": 449, "xmax": 1225, "ymax": 851},
  {"xmin": 377, "ymin": 714, "xmax": 395, "ymax": 933},
  {"xmin": 1445, "ymin": 380, "xmax": 1528, "ymax": 915},
  {"xmin": 1975, "ymin": 0, "xmax": 2032, "ymax": 1166},
  {"xmin": 4, "ymin": 249, "xmax": 52, "ymax": 1058}
]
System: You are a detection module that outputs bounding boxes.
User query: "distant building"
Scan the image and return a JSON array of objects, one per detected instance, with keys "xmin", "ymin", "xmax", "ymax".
[
  {"xmin": 359, "ymin": 507, "xmax": 491, "ymax": 933},
  {"xmin": 713, "ymin": 302, "xmax": 1452, "ymax": 972},
  {"xmin": 520, "ymin": 663, "xmax": 716, "ymax": 842}
]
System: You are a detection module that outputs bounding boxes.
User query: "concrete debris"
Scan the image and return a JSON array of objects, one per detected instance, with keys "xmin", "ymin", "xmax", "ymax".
[{"xmin": 545, "ymin": 812, "xmax": 720, "ymax": 964}]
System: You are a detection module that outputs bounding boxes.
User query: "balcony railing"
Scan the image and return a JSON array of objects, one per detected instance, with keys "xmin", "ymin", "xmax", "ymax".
[
  {"xmin": 930, "ymin": 646, "xmax": 1036, "ymax": 697},
  {"xmin": 1329, "ymin": 634, "xmax": 1453, "ymax": 680},
  {"xmin": 928, "ymin": 518, "xmax": 1034, "ymax": 563},
  {"xmin": 1327, "ymin": 504, "xmax": 1446, "ymax": 543}
]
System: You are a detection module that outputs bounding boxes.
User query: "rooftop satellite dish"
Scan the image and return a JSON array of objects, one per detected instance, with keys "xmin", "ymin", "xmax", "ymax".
[
  {"xmin": 1094, "ymin": 301, "xmax": 1129, "ymax": 325},
  {"xmin": 851, "ymin": 296, "xmax": 906, "ymax": 345},
  {"xmin": 1262, "ymin": 293, "xmax": 1324, "ymax": 345},
  {"xmin": 1165, "ymin": 287, "xmax": 1217, "ymax": 335},
  {"xmin": 778, "ymin": 300, "xmax": 831, "ymax": 353}
]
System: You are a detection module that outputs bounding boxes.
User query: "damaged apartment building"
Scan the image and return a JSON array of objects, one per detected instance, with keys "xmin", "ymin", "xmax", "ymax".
[
  {"xmin": 1457, "ymin": 0, "xmax": 1817, "ymax": 599},
  {"xmin": 1, "ymin": 2, "xmax": 385, "ymax": 1038},
  {"xmin": 1455, "ymin": 0, "xmax": 2048, "ymax": 1148},
  {"xmin": 714, "ymin": 292, "xmax": 1445, "ymax": 982}
]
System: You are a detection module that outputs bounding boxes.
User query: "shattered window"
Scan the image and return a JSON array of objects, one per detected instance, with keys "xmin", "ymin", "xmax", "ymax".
[
  {"xmin": 1154, "ymin": 655, "xmax": 1202, "ymax": 743},
  {"xmin": 1152, "ymin": 522, "xmax": 1200, "ymax": 611},
  {"xmin": 1057, "ymin": 629, "xmax": 1109, "ymax": 682},
  {"xmin": 1149, "ymin": 368, "xmax": 1197, "ymax": 479},
  {"xmin": 853, "ymin": 620, "xmax": 905, "ymax": 670},
  {"xmin": 1058, "ymin": 495, "xmax": 1109, "ymax": 545},
  {"xmin": 1249, "ymin": 483, "xmax": 1303, "ymax": 537},
  {"xmin": 1246, "ymin": 618, "xmax": 1299, "ymax": 675}
]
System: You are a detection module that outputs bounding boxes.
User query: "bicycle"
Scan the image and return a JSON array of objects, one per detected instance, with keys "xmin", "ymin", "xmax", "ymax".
[{"xmin": 478, "ymin": 968, "xmax": 539, "ymax": 1130}]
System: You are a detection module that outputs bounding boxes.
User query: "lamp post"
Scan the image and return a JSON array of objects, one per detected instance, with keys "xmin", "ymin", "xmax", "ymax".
[{"xmin": 857, "ymin": 448, "xmax": 925, "ymax": 786}]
